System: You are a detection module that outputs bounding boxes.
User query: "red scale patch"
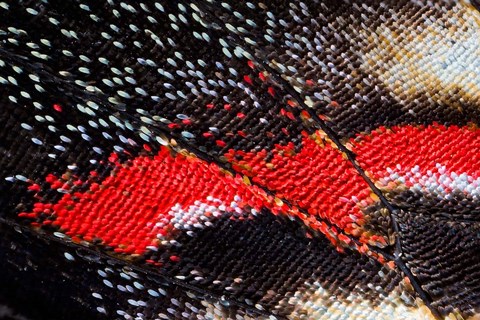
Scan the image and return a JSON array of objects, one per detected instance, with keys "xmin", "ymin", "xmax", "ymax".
[
  {"xmin": 352, "ymin": 124, "xmax": 480, "ymax": 187},
  {"xmin": 24, "ymin": 148, "xmax": 268, "ymax": 255},
  {"xmin": 224, "ymin": 131, "xmax": 372, "ymax": 236}
]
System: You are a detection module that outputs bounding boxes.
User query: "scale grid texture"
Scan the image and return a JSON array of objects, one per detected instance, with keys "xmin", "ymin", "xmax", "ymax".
[{"xmin": 0, "ymin": 1, "xmax": 480, "ymax": 319}]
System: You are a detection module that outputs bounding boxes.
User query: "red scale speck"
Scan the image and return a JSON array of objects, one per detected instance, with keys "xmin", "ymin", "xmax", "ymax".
[
  {"xmin": 216, "ymin": 140, "xmax": 227, "ymax": 147},
  {"xmin": 27, "ymin": 184, "xmax": 41, "ymax": 192},
  {"xmin": 243, "ymin": 75, "xmax": 253, "ymax": 85},
  {"xmin": 267, "ymin": 87, "xmax": 275, "ymax": 97},
  {"xmin": 258, "ymin": 72, "xmax": 266, "ymax": 82}
]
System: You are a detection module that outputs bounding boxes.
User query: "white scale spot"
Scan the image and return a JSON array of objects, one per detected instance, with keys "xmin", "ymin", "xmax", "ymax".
[{"xmin": 64, "ymin": 252, "xmax": 75, "ymax": 261}]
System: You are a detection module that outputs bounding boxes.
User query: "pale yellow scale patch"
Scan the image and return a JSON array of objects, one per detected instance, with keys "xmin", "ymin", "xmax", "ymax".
[
  {"xmin": 358, "ymin": 1, "xmax": 480, "ymax": 111},
  {"xmin": 280, "ymin": 280, "xmax": 466, "ymax": 320}
]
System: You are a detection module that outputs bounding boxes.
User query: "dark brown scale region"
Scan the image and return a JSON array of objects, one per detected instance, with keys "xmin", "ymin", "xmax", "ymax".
[
  {"xmin": 151, "ymin": 211, "xmax": 404, "ymax": 315},
  {"xmin": 0, "ymin": 220, "xmax": 269, "ymax": 320},
  {"xmin": 386, "ymin": 189, "xmax": 480, "ymax": 316}
]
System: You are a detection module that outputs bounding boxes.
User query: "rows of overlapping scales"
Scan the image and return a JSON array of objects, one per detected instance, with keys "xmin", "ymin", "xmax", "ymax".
[{"xmin": 0, "ymin": 0, "xmax": 479, "ymax": 319}]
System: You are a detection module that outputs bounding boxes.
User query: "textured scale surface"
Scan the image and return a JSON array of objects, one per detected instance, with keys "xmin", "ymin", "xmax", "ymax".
[{"xmin": 0, "ymin": 0, "xmax": 479, "ymax": 319}]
